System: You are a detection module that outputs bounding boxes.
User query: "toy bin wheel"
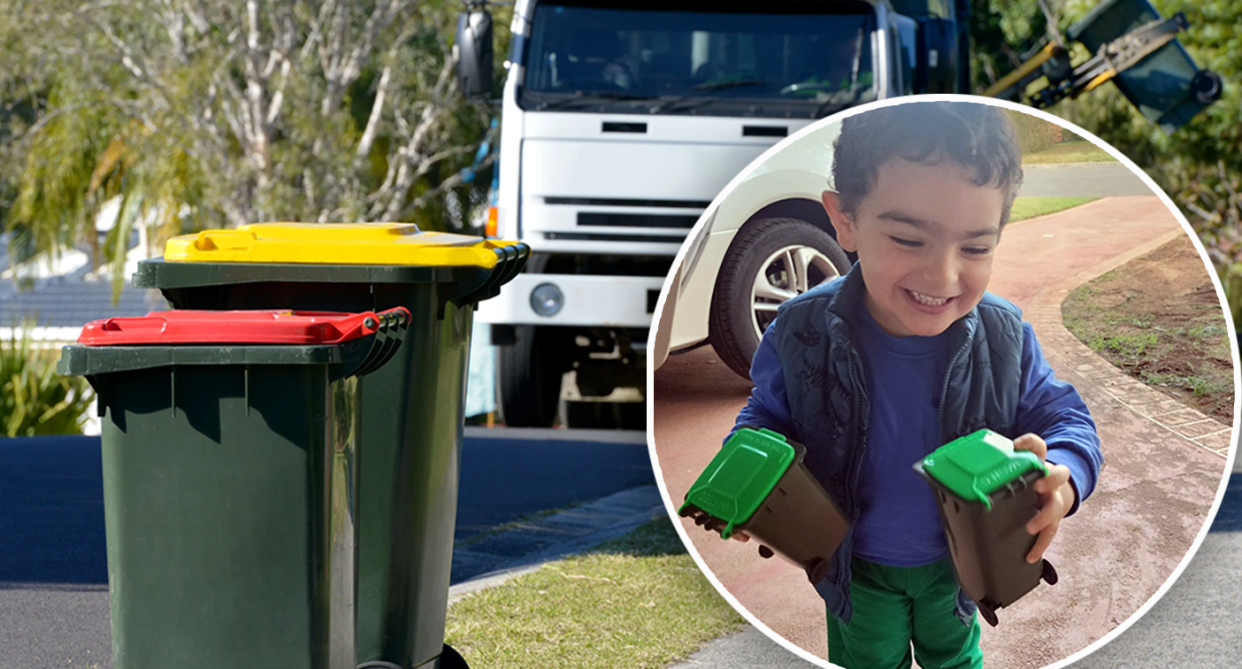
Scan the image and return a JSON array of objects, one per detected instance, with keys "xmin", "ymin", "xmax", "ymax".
[
  {"xmin": 977, "ymin": 601, "xmax": 999, "ymax": 628},
  {"xmin": 1042, "ymin": 560, "xmax": 1059, "ymax": 585},
  {"xmin": 806, "ymin": 558, "xmax": 829, "ymax": 584}
]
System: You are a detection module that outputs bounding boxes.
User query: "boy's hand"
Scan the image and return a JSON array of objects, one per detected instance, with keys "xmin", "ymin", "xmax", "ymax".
[{"xmin": 1013, "ymin": 433, "xmax": 1076, "ymax": 564}]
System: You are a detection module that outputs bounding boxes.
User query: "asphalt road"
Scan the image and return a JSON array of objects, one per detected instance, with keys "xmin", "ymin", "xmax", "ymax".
[
  {"xmin": 0, "ymin": 428, "xmax": 653, "ymax": 669},
  {"xmin": 1019, "ymin": 162, "xmax": 1154, "ymax": 198}
]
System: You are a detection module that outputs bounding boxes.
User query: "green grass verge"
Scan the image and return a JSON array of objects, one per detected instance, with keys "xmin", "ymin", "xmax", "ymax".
[
  {"xmin": 445, "ymin": 518, "xmax": 745, "ymax": 669},
  {"xmin": 1023, "ymin": 140, "xmax": 1116, "ymax": 165},
  {"xmin": 1010, "ymin": 196, "xmax": 1098, "ymax": 223}
]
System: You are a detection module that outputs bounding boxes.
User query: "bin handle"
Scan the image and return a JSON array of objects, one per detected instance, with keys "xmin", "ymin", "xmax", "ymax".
[
  {"xmin": 335, "ymin": 307, "xmax": 411, "ymax": 380},
  {"xmin": 437, "ymin": 242, "xmax": 531, "ymax": 317},
  {"xmin": 352, "ymin": 308, "xmax": 410, "ymax": 378}
]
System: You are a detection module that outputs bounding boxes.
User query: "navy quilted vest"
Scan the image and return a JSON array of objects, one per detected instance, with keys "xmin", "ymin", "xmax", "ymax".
[{"xmin": 772, "ymin": 263, "xmax": 1024, "ymax": 624}]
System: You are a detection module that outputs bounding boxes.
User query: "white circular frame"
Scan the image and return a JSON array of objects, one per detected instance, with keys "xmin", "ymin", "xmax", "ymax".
[{"xmin": 645, "ymin": 93, "xmax": 1241, "ymax": 669}]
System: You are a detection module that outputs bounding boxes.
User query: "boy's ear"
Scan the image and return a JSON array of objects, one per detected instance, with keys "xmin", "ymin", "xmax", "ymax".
[{"xmin": 822, "ymin": 190, "xmax": 857, "ymax": 252}]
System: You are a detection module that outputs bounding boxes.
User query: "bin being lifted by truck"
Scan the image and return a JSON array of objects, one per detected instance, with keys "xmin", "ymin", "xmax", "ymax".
[{"xmin": 456, "ymin": 0, "xmax": 972, "ymax": 428}]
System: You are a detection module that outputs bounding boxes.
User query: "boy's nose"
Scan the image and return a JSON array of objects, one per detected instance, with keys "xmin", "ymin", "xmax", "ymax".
[{"xmin": 922, "ymin": 251, "xmax": 959, "ymax": 289}]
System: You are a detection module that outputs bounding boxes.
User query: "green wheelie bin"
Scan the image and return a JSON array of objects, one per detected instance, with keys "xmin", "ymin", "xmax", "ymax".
[
  {"xmin": 132, "ymin": 222, "xmax": 528, "ymax": 669},
  {"xmin": 913, "ymin": 429, "xmax": 1060, "ymax": 627},
  {"xmin": 59, "ymin": 307, "xmax": 412, "ymax": 668}
]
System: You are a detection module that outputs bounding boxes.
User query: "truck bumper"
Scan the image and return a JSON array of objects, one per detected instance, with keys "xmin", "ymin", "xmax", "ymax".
[{"xmin": 474, "ymin": 273, "xmax": 666, "ymax": 327}]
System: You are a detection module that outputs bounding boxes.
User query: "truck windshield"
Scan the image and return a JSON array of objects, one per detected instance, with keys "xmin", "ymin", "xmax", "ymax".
[{"xmin": 519, "ymin": 2, "xmax": 877, "ymax": 117}]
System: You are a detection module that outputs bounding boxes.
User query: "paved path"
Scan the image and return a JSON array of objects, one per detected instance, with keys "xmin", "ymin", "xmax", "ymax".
[
  {"xmin": 1068, "ymin": 474, "xmax": 1242, "ymax": 668},
  {"xmin": 652, "ymin": 196, "xmax": 1233, "ymax": 667}
]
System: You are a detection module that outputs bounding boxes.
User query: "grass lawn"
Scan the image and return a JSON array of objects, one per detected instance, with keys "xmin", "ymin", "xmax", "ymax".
[
  {"xmin": 1010, "ymin": 196, "xmax": 1098, "ymax": 223},
  {"xmin": 1023, "ymin": 140, "xmax": 1117, "ymax": 165},
  {"xmin": 445, "ymin": 518, "xmax": 745, "ymax": 669}
]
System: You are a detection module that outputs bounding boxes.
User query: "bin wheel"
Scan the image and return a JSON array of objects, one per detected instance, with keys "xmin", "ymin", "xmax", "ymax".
[
  {"xmin": 1042, "ymin": 560, "xmax": 1058, "ymax": 586},
  {"xmin": 977, "ymin": 600, "xmax": 999, "ymax": 628},
  {"xmin": 440, "ymin": 643, "xmax": 469, "ymax": 669},
  {"xmin": 758, "ymin": 545, "xmax": 774, "ymax": 559}
]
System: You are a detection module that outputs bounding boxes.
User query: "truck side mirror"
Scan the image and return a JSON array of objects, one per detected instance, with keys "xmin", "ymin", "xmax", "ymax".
[{"xmin": 455, "ymin": 9, "xmax": 494, "ymax": 98}]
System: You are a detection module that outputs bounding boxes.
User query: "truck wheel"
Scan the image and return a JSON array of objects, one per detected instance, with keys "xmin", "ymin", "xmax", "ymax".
[
  {"xmin": 709, "ymin": 218, "xmax": 850, "ymax": 380},
  {"xmin": 497, "ymin": 326, "xmax": 564, "ymax": 428}
]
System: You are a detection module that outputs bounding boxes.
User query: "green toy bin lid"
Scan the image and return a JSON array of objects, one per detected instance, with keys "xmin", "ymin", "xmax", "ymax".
[
  {"xmin": 679, "ymin": 427, "xmax": 796, "ymax": 539},
  {"xmin": 917, "ymin": 429, "xmax": 1048, "ymax": 510}
]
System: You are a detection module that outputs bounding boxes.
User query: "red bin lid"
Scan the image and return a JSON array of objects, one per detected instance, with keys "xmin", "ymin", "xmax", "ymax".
[{"xmin": 77, "ymin": 308, "xmax": 410, "ymax": 346}]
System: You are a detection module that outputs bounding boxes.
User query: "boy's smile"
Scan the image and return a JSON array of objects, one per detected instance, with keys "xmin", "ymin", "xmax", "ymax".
[{"xmin": 823, "ymin": 158, "xmax": 1006, "ymax": 337}]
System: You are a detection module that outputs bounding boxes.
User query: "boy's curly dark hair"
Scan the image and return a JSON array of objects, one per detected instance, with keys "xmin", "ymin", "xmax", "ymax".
[{"xmin": 832, "ymin": 101, "xmax": 1025, "ymax": 227}]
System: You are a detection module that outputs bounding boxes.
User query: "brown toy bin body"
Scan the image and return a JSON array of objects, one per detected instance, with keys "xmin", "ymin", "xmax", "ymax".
[
  {"xmin": 682, "ymin": 441, "xmax": 849, "ymax": 584},
  {"xmin": 918, "ymin": 467, "xmax": 1058, "ymax": 626}
]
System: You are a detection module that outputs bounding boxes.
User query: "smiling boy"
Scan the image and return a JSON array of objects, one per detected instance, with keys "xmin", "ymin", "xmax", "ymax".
[{"xmin": 729, "ymin": 101, "xmax": 1103, "ymax": 669}]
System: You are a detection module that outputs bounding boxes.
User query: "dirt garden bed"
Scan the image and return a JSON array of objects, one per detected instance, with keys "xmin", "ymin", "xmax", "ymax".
[{"xmin": 1062, "ymin": 236, "xmax": 1234, "ymax": 423}]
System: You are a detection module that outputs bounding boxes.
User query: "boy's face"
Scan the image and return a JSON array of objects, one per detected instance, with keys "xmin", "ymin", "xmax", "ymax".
[{"xmin": 823, "ymin": 158, "xmax": 1005, "ymax": 338}]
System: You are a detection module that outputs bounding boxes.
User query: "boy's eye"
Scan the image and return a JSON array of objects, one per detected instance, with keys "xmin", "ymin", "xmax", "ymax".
[
  {"xmin": 963, "ymin": 246, "xmax": 993, "ymax": 256},
  {"xmin": 889, "ymin": 236, "xmax": 922, "ymax": 248}
]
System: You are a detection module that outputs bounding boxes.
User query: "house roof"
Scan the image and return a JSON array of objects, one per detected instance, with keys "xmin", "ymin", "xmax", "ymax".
[
  {"xmin": 1, "ymin": 231, "xmax": 167, "ymax": 341},
  {"xmin": 0, "ymin": 275, "xmax": 166, "ymax": 329},
  {"xmin": 0, "ymin": 256, "xmax": 166, "ymax": 346}
]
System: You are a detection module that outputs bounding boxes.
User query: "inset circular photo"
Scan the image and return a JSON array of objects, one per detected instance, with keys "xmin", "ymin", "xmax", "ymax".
[{"xmin": 650, "ymin": 96, "xmax": 1237, "ymax": 669}]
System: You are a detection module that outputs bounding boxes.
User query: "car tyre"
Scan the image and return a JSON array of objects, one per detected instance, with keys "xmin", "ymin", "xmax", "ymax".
[{"xmin": 709, "ymin": 217, "xmax": 850, "ymax": 380}]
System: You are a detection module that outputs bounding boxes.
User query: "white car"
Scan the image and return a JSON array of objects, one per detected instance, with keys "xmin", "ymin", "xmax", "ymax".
[{"xmin": 653, "ymin": 120, "xmax": 853, "ymax": 380}]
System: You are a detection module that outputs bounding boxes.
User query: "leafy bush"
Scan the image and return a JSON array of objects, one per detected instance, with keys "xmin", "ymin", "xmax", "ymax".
[
  {"xmin": 1007, "ymin": 110, "xmax": 1065, "ymax": 155},
  {"xmin": 1, "ymin": 321, "xmax": 95, "ymax": 437}
]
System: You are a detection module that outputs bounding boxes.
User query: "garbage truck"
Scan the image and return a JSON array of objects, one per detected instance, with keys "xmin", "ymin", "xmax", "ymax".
[
  {"xmin": 455, "ymin": 0, "xmax": 972, "ymax": 428},
  {"xmin": 454, "ymin": 0, "xmax": 1220, "ymax": 428}
]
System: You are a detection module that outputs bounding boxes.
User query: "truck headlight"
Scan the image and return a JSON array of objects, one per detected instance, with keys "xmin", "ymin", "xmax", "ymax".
[{"xmin": 530, "ymin": 283, "xmax": 564, "ymax": 317}]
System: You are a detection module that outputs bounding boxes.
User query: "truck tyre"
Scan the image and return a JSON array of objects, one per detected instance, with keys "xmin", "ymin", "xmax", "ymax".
[
  {"xmin": 709, "ymin": 218, "xmax": 850, "ymax": 380},
  {"xmin": 497, "ymin": 325, "xmax": 564, "ymax": 428}
]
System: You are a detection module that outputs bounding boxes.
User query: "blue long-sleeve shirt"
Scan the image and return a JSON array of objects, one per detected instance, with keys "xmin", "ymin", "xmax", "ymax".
[{"xmin": 732, "ymin": 303, "xmax": 1103, "ymax": 567}]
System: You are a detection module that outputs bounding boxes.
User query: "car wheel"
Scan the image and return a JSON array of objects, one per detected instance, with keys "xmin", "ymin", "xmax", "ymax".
[{"xmin": 709, "ymin": 217, "xmax": 850, "ymax": 380}]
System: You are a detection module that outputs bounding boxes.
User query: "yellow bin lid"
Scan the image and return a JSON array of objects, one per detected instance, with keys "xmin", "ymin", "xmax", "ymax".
[{"xmin": 163, "ymin": 222, "xmax": 517, "ymax": 269}]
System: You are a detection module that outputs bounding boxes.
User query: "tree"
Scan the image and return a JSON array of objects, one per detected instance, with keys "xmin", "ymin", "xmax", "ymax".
[
  {"xmin": 1, "ymin": 0, "xmax": 510, "ymax": 287},
  {"xmin": 970, "ymin": 0, "xmax": 1242, "ymax": 317}
]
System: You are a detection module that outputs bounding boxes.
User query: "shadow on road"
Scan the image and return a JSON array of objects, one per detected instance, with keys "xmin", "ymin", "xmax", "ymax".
[
  {"xmin": 0, "ymin": 437, "xmax": 107, "ymax": 587},
  {"xmin": 1208, "ymin": 474, "xmax": 1242, "ymax": 533}
]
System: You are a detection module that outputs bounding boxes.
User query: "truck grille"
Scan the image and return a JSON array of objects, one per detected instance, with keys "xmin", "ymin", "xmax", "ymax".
[
  {"xmin": 544, "ymin": 231, "xmax": 689, "ymax": 243},
  {"xmin": 577, "ymin": 213, "xmax": 697, "ymax": 229},
  {"xmin": 544, "ymin": 197, "xmax": 711, "ymax": 208}
]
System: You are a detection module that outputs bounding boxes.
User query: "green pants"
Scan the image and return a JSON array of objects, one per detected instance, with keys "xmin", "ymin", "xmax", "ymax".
[{"xmin": 827, "ymin": 557, "xmax": 982, "ymax": 669}]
